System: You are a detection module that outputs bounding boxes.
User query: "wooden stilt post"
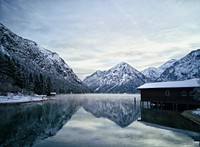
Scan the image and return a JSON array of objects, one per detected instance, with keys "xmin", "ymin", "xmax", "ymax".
[
  {"xmin": 140, "ymin": 101, "xmax": 144, "ymax": 108},
  {"xmin": 134, "ymin": 97, "xmax": 136, "ymax": 110},
  {"xmin": 134, "ymin": 97, "xmax": 136, "ymax": 106}
]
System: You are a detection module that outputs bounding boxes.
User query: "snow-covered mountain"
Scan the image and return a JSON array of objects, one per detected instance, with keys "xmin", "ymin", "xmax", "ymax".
[
  {"xmin": 84, "ymin": 49, "xmax": 199, "ymax": 93},
  {"xmin": 141, "ymin": 59, "xmax": 177, "ymax": 81},
  {"xmin": 157, "ymin": 49, "xmax": 200, "ymax": 81},
  {"xmin": 0, "ymin": 23, "xmax": 89, "ymax": 94},
  {"xmin": 83, "ymin": 62, "xmax": 149, "ymax": 93}
]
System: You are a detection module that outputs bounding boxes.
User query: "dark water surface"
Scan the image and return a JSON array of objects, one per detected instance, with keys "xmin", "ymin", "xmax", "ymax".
[{"xmin": 0, "ymin": 94, "xmax": 200, "ymax": 147}]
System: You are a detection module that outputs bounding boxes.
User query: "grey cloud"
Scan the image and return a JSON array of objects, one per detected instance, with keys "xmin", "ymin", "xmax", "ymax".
[{"xmin": 1, "ymin": 0, "xmax": 200, "ymax": 79}]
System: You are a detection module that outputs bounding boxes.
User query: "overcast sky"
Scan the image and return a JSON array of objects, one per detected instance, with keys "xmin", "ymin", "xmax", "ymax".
[{"xmin": 1, "ymin": 0, "xmax": 200, "ymax": 80}]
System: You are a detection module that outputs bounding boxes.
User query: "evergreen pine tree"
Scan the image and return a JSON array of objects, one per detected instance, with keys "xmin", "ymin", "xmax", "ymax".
[
  {"xmin": 46, "ymin": 77, "xmax": 51, "ymax": 96},
  {"xmin": 27, "ymin": 73, "xmax": 34, "ymax": 92},
  {"xmin": 39, "ymin": 74, "xmax": 44, "ymax": 94},
  {"xmin": 34, "ymin": 75, "xmax": 41, "ymax": 94}
]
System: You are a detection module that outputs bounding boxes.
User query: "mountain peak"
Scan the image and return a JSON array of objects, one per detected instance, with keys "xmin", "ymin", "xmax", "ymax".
[
  {"xmin": 117, "ymin": 61, "xmax": 128, "ymax": 65},
  {"xmin": 95, "ymin": 70, "xmax": 103, "ymax": 74},
  {"xmin": 83, "ymin": 62, "xmax": 149, "ymax": 93},
  {"xmin": 0, "ymin": 23, "xmax": 5, "ymax": 28},
  {"xmin": 0, "ymin": 23, "xmax": 13, "ymax": 34},
  {"xmin": 115, "ymin": 62, "xmax": 130, "ymax": 67},
  {"xmin": 189, "ymin": 49, "xmax": 200, "ymax": 57},
  {"xmin": 113, "ymin": 62, "xmax": 135, "ymax": 71}
]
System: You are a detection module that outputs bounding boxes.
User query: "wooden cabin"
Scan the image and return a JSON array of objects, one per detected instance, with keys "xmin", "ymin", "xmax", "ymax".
[
  {"xmin": 137, "ymin": 78, "xmax": 200, "ymax": 107},
  {"xmin": 50, "ymin": 92, "xmax": 56, "ymax": 96}
]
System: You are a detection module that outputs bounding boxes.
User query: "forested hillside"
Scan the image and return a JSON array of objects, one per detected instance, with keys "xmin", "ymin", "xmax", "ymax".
[{"xmin": 0, "ymin": 23, "xmax": 89, "ymax": 95}]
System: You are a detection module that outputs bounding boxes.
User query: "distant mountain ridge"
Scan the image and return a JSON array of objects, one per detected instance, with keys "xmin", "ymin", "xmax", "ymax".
[
  {"xmin": 83, "ymin": 62, "xmax": 149, "ymax": 93},
  {"xmin": 0, "ymin": 23, "xmax": 89, "ymax": 94},
  {"xmin": 84, "ymin": 49, "xmax": 200, "ymax": 93},
  {"xmin": 157, "ymin": 49, "xmax": 200, "ymax": 81},
  {"xmin": 141, "ymin": 59, "xmax": 177, "ymax": 81}
]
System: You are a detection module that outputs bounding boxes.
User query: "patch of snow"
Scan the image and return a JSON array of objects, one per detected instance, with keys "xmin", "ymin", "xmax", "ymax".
[
  {"xmin": 0, "ymin": 45, "xmax": 9, "ymax": 56},
  {"xmin": 138, "ymin": 78, "xmax": 200, "ymax": 89},
  {"xmin": 192, "ymin": 108, "xmax": 200, "ymax": 116},
  {"xmin": 0, "ymin": 93, "xmax": 48, "ymax": 104},
  {"xmin": 38, "ymin": 45, "xmax": 61, "ymax": 63}
]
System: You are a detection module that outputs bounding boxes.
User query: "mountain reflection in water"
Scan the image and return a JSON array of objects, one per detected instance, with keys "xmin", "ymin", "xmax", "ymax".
[
  {"xmin": 0, "ymin": 94, "xmax": 200, "ymax": 147},
  {"xmin": 0, "ymin": 98, "xmax": 81, "ymax": 147},
  {"xmin": 83, "ymin": 98, "xmax": 140, "ymax": 127},
  {"xmin": 0, "ymin": 94, "xmax": 140, "ymax": 146}
]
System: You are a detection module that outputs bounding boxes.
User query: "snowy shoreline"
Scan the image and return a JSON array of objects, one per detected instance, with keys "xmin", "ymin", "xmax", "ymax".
[{"xmin": 0, "ymin": 93, "xmax": 51, "ymax": 105}]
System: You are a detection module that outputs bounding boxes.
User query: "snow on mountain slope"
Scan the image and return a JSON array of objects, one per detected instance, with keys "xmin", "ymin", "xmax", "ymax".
[
  {"xmin": 159, "ymin": 59, "xmax": 177, "ymax": 73},
  {"xmin": 0, "ymin": 23, "xmax": 82, "ymax": 83},
  {"xmin": 141, "ymin": 59, "xmax": 177, "ymax": 81},
  {"xmin": 0, "ymin": 23, "xmax": 88, "ymax": 93},
  {"xmin": 83, "ymin": 62, "xmax": 149, "ymax": 93},
  {"xmin": 157, "ymin": 49, "xmax": 200, "ymax": 81},
  {"xmin": 141, "ymin": 67, "xmax": 159, "ymax": 81}
]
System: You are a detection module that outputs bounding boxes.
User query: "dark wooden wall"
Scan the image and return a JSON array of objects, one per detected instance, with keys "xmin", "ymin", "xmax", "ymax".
[{"xmin": 140, "ymin": 88, "xmax": 200, "ymax": 105}]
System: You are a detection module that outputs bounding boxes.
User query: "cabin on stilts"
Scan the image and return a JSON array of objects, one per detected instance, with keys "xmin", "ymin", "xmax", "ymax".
[{"xmin": 137, "ymin": 78, "xmax": 200, "ymax": 109}]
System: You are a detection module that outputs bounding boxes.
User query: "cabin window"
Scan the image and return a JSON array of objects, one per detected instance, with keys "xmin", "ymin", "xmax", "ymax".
[
  {"xmin": 190, "ymin": 88, "xmax": 197, "ymax": 96},
  {"xmin": 165, "ymin": 90, "xmax": 170, "ymax": 96},
  {"xmin": 182, "ymin": 91, "xmax": 187, "ymax": 96}
]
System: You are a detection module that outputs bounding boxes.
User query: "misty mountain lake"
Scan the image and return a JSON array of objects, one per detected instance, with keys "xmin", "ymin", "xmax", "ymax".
[{"xmin": 1, "ymin": 94, "xmax": 200, "ymax": 147}]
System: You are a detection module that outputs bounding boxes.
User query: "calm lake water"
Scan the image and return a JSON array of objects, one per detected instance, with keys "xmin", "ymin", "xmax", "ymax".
[{"xmin": 0, "ymin": 94, "xmax": 200, "ymax": 147}]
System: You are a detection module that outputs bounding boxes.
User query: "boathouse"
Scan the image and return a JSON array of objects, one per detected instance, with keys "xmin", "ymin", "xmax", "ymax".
[{"xmin": 137, "ymin": 78, "xmax": 200, "ymax": 108}]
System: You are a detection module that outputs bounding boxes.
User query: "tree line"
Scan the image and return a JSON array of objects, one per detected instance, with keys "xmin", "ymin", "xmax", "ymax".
[{"xmin": 0, "ymin": 52, "xmax": 88, "ymax": 96}]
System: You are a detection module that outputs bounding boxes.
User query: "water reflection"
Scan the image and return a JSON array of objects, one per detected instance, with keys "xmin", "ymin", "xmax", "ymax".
[
  {"xmin": 83, "ymin": 98, "xmax": 140, "ymax": 127},
  {"xmin": 34, "ymin": 95, "xmax": 200, "ymax": 147},
  {"xmin": 141, "ymin": 108, "xmax": 200, "ymax": 141},
  {"xmin": 0, "ymin": 95, "xmax": 140, "ymax": 146},
  {"xmin": 1, "ymin": 94, "xmax": 200, "ymax": 147},
  {"xmin": 0, "ymin": 98, "xmax": 81, "ymax": 147}
]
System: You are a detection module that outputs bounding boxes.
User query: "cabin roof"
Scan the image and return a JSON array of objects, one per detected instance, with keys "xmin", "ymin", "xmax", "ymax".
[{"xmin": 137, "ymin": 78, "xmax": 200, "ymax": 89}]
